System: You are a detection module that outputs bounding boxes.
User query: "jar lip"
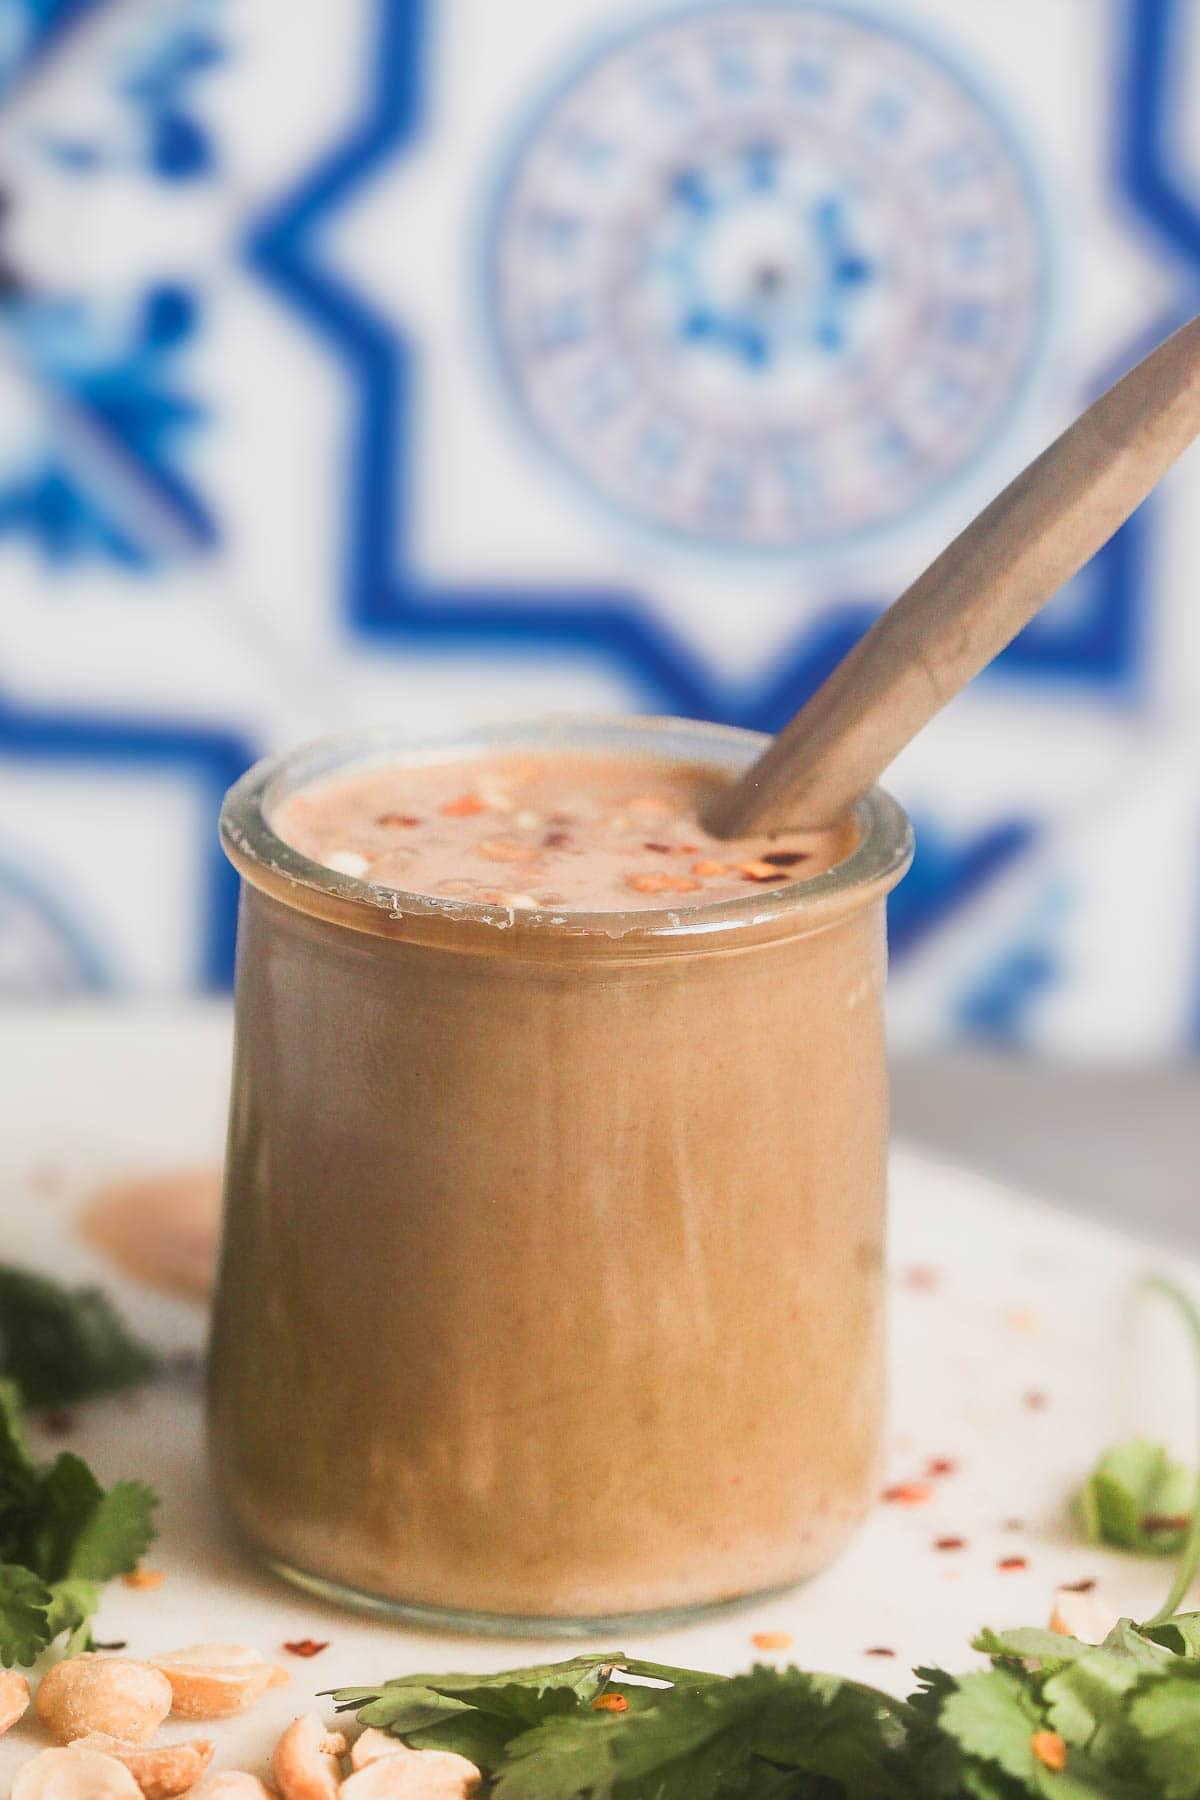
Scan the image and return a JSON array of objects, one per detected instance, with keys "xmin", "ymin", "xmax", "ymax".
[{"xmin": 219, "ymin": 715, "xmax": 914, "ymax": 943}]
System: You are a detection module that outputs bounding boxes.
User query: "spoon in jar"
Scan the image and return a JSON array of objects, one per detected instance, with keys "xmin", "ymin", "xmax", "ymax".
[{"xmin": 706, "ymin": 313, "xmax": 1200, "ymax": 838}]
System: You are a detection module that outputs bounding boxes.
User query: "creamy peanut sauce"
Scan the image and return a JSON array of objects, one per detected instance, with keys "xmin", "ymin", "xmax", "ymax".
[{"xmin": 271, "ymin": 754, "xmax": 853, "ymax": 912}]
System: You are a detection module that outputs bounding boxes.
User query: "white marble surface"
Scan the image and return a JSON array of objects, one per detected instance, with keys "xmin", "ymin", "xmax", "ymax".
[{"xmin": 0, "ymin": 1004, "xmax": 1197, "ymax": 1788}]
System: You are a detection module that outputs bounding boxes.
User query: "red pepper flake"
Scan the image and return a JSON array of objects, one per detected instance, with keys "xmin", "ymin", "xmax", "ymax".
[
  {"xmin": 997, "ymin": 1556, "xmax": 1028, "ymax": 1572},
  {"xmin": 1031, "ymin": 1730, "xmax": 1067, "ymax": 1772},
  {"xmin": 738, "ymin": 861, "xmax": 788, "ymax": 882},
  {"xmin": 643, "ymin": 841, "xmax": 673, "ymax": 853},
  {"xmin": 283, "ymin": 1638, "xmax": 330, "ymax": 1658},
  {"xmin": 376, "ymin": 813, "xmax": 421, "ymax": 827},
  {"xmin": 901, "ymin": 1266, "xmax": 940, "ymax": 1292},
  {"xmin": 934, "ymin": 1536, "xmax": 967, "ymax": 1552},
  {"xmin": 677, "ymin": 843, "xmax": 700, "ymax": 855},
  {"xmin": 926, "ymin": 1457, "xmax": 957, "ymax": 1478},
  {"xmin": 864, "ymin": 1646, "xmax": 896, "ymax": 1658},
  {"xmin": 882, "ymin": 1480, "xmax": 934, "ymax": 1507},
  {"xmin": 751, "ymin": 1631, "xmax": 793, "ymax": 1651},
  {"xmin": 543, "ymin": 830, "xmax": 571, "ymax": 848},
  {"xmin": 441, "ymin": 793, "xmax": 486, "ymax": 817},
  {"xmin": 1023, "ymin": 1390, "xmax": 1049, "ymax": 1411},
  {"xmin": 123, "ymin": 1569, "xmax": 164, "ymax": 1590},
  {"xmin": 593, "ymin": 1694, "xmax": 629, "ymax": 1713},
  {"xmin": 40, "ymin": 1410, "xmax": 74, "ymax": 1436},
  {"xmin": 1060, "ymin": 1578, "xmax": 1097, "ymax": 1593},
  {"xmin": 1143, "ymin": 1513, "xmax": 1191, "ymax": 1534},
  {"xmin": 761, "ymin": 850, "xmax": 810, "ymax": 867}
]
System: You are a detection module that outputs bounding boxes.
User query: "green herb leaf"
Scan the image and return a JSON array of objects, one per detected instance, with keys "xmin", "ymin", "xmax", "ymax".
[
  {"xmin": 1128, "ymin": 1670, "xmax": 1200, "ymax": 1799},
  {"xmin": 0, "ymin": 1563, "xmax": 51, "ymax": 1668},
  {"xmin": 1076, "ymin": 1438, "xmax": 1193, "ymax": 1556},
  {"xmin": 1142, "ymin": 1612, "xmax": 1200, "ymax": 1658},
  {"xmin": 0, "ymin": 1267, "xmax": 159, "ymax": 1407},
  {"xmin": 44, "ymin": 1577, "xmax": 101, "ymax": 1657},
  {"xmin": 0, "ymin": 1385, "xmax": 157, "ymax": 1665},
  {"xmin": 974, "ymin": 1627, "xmax": 1092, "ymax": 1667}
]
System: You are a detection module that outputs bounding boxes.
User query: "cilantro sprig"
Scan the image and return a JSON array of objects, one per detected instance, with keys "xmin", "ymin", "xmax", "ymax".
[
  {"xmin": 330, "ymin": 1278, "xmax": 1200, "ymax": 1797},
  {"xmin": 327, "ymin": 1623, "xmax": 1200, "ymax": 1798},
  {"xmin": 0, "ymin": 1267, "xmax": 161, "ymax": 1665},
  {"xmin": 0, "ymin": 1380, "xmax": 157, "ymax": 1665},
  {"xmin": 1074, "ymin": 1276, "xmax": 1200, "ymax": 1614},
  {"xmin": 0, "ymin": 1265, "xmax": 159, "ymax": 1407}
]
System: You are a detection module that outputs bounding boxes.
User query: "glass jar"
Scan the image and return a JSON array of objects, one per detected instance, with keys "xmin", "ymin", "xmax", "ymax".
[{"xmin": 210, "ymin": 716, "xmax": 913, "ymax": 1632}]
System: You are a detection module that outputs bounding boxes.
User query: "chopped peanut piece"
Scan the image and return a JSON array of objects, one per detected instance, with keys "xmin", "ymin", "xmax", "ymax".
[
  {"xmin": 0, "ymin": 1667, "xmax": 30, "ymax": 1734},
  {"xmin": 190, "ymin": 1779, "xmax": 276, "ymax": 1799},
  {"xmin": 323, "ymin": 850, "xmax": 369, "ymax": 880},
  {"xmin": 341, "ymin": 1748, "xmax": 482, "ymax": 1798},
  {"xmin": 75, "ymin": 1733, "xmax": 214, "ymax": 1800},
  {"xmin": 272, "ymin": 1713, "xmax": 344, "ymax": 1800},
  {"xmin": 479, "ymin": 890, "xmax": 539, "ymax": 909},
  {"xmin": 35, "ymin": 1658, "xmax": 172, "ymax": 1745},
  {"xmin": 1049, "ymin": 1586, "xmax": 1115, "ymax": 1645},
  {"xmin": 625, "ymin": 872, "xmax": 702, "ymax": 895},
  {"xmin": 1031, "ymin": 1730, "xmax": 1068, "ymax": 1772},
  {"xmin": 440, "ymin": 795, "xmax": 485, "ymax": 817},
  {"xmin": 351, "ymin": 1728, "xmax": 407, "ymax": 1771},
  {"xmin": 691, "ymin": 860, "xmax": 729, "ymax": 877},
  {"xmin": 147, "ymin": 1646, "xmax": 286, "ymax": 1721},
  {"xmin": 12, "ymin": 1746, "xmax": 143, "ymax": 1800},
  {"xmin": 476, "ymin": 838, "xmax": 539, "ymax": 863}
]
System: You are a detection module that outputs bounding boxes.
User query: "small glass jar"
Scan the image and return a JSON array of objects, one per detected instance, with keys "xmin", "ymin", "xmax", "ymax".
[{"xmin": 210, "ymin": 716, "xmax": 913, "ymax": 1633}]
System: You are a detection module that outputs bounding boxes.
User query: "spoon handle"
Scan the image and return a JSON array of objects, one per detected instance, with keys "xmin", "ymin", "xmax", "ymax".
[{"xmin": 708, "ymin": 313, "xmax": 1200, "ymax": 837}]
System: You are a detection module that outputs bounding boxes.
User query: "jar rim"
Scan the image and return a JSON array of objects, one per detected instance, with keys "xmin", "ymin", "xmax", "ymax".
[{"xmin": 219, "ymin": 715, "xmax": 914, "ymax": 947}]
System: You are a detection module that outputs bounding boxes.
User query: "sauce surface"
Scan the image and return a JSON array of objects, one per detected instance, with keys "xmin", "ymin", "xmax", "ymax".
[{"xmin": 271, "ymin": 752, "xmax": 853, "ymax": 912}]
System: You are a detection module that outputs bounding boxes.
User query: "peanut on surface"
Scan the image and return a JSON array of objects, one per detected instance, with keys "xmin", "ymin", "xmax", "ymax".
[
  {"xmin": 271, "ymin": 1713, "xmax": 345, "ymax": 1800},
  {"xmin": 11, "ymin": 1744, "xmax": 144, "ymax": 1800},
  {"xmin": 0, "ymin": 1668, "xmax": 31, "ymax": 1734},
  {"xmin": 340, "ymin": 1747, "xmax": 483, "ymax": 1799},
  {"xmin": 75, "ymin": 1731, "xmax": 215, "ymax": 1800},
  {"xmin": 147, "ymin": 1645, "xmax": 287, "ymax": 1721},
  {"xmin": 1049, "ymin": 1585, "xmax": 1115, "ymax": 1645},
  {"xmin": 188, "ymin": 1778, "xmax": 277, "ymax": 1799},
  {"xmin": 34, "ymin": 1658, "xmax": 173, "ymax": 1745},
  {"xmin": 350, "ymin": 1728, "xmax": 406, "ymax": 1770}
]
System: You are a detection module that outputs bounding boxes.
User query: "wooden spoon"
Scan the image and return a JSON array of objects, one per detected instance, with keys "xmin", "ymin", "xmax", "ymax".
[{"xmin": 706, "ymin": 314, "xmax": 1200, "ymax": 837}]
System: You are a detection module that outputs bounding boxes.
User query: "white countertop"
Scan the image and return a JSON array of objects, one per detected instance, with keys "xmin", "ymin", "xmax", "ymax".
[{"xmin": 0, "ymin": 1004, "xmax": 1196, "ymax": 1787}]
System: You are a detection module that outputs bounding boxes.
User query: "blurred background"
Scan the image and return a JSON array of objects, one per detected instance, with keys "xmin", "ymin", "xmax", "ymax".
[{"xmin": 2, "ymin": 0, "xmax": 1197, "ymax": 1229}]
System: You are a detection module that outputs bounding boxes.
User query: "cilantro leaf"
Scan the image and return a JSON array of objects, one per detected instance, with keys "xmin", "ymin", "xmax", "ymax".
[
  {"xmin": 1142, "ymin": 1612, "xmax": 1200, "ymax": 1658},
  {"xmin": 937, "ymin": 1669, "xmax": 1046, "ymax": 1786},
  {"xmin": 1128, "ymin": 1670, "xmax": 1200, "ymax": 1799},
  {"xmin": 59, "ymin": 1479, "xmax": 157, "ymax": 1583},
  {"xmin": 493, "ymin": 1667, "xmax": 783, "ymax": 1800},
  {"xmin": 0, "ymin": 1562, "xmax": 51, "ymax": 1667},
  {"xmin": 974, "ymin": 1627, "xmax": 1092, "ymax": 1667},
  {"xmin": 1042, "ymin": 1648, "xmax": 1141, "ymax": 1762},
  {"xmin": 1076, "ymin": 1438, "xmax": 1193, "ymax": 1556},
  {"xmin": 44, "ymin": 1577, "xmax": 100, "ymax": 1657},
  {"xmin": 0, "ymin": 1266, "xmax": 159, "ymax": 1407}
]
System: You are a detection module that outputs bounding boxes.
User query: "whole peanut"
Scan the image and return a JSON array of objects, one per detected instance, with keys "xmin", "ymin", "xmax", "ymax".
[{"xmin": 35, "ymin": 1658, "xmax": 172, "ymax": 1745}]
